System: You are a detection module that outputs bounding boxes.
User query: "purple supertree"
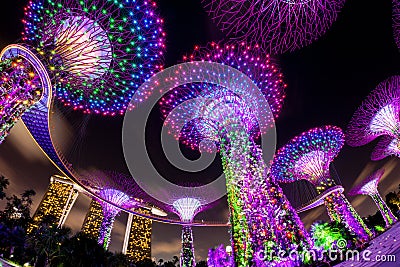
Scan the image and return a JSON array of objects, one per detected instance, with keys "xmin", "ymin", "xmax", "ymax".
[
  {"xmin": 160, "ymin": 43, "xmax": 313, "ymax": 266},
  {"xmin": 393, "ymin": 0, "xmax": 400, "ymax": 50},
  {"xmin": 371, "ymin": 136, "xmax": 400, "ymax": 160},
  {"xmin": 81, "ymin": 171, "xmax": 145, "ymax": 249},
  {"xmin": 171, "ymin": 197, "xmax": 204, "ymax": 267},
  {"xmin": 346, "ymin": 76, "xmax": 400, "ymax": 148},
  {"xmin": 201, "ymin": 0, "xmax": 346, "ymax": 54},
  {"xmin": 270, "ymin": 125, "xmax": 372, "ymax": 242},
  {"xmin": 348, "ymin": 168, "xmax": 397, "ymax": 228},
  {"xmin": 0, "ymin": 0, "xmax": 165, "ymax": 143}
]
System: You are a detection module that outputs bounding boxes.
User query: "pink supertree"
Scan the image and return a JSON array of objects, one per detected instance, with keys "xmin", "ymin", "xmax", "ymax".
[
  {"xmin": 393, "ymin": 0, "xmax": 400, "ymax": 50},
  {"xmin": 201, "ymin": 0, "xmax": 346, "ymax": 54},
  {"xmin": 270, "ymin": 125, "xmax": 372, "ymax": 242},
  {"xmin": 371, "ymin": 136, "xmax": 400, "ymax": 160},
  {"xmin": 160, "ymin": 43, "xmax": 313, "ymax": 266},
  {"xmin": 348, "ymin": 168, "xmax": 397, "ymax": 228},
  {"xmin": 81, "ymin": 171, "xmax": 145, "ymax": 249},
  {"xmin": 347, "ymin": 75, "xmax": 400, "ymax": 145},
  {"xmin": 346, "ymin": 76, "xmax": 400, "ymax": 159}
]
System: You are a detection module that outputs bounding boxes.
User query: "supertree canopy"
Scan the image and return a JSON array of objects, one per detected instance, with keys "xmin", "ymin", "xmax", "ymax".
[
  {"xmin": 348, "ymin": 168, "xmax": 398, "ymax": 228},
  {"xmin": 81, "ymin": 171, "xmax": 145, "ymax": 249},
  {"xmin": 346, "ymin": 76, "xmax": 400, "ymax": 148},
  {"xmin": 162, "ymin": 42, "xmax": 286, "ymax": 152},
  {"xmin": 22, "ymin": 0, "xmax": 165, "ymax": 115},
  {"xmin": 172, "ymin": 197, "xmax": 204, "ymax": 267},
  {"xmin": 270, "ymin": 125, "xmax": 372, "ymax": 241},
  {"xmin": 0, "ymin": 0, "xmax": 165, "ymax": 144},
  {"xmin": 394, "ymin": 0, "xmax": 400, "ymax": 50},
  {"xmin": 371, "ymin": 135, "xmax": 400, "ymax": 160},
  {"xmin": 201, "ymin": 0, "xmax": 346, "ymax": 54},
  {"xmin": 160, "ymin": 43, "xmax": 313, "ymax": 266}
]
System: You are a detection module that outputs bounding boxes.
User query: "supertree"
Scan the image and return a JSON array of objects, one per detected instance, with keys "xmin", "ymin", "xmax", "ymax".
[
  {"xmin": 0, "ymin": 0, "xmax": 165, "ymax": 143},
  {"xmin": 348, "ymin": 168, "xmax": 398, "ymax": 228},
  {"xmin": 371, "ymin": 136, "xmax": 400, "ymax": 160},
  {"xmin": 394, "ymin": 0, "xmax": 400, "ymax": 50},
  {"xmin": 270, "ymin": 125, "xmax": 372, "ymax": 242},
  {"xmin": 201, "ymin": 0, "xmax": 346, "ymax": 54},
  {"xmin": 81, "ymin": 171, "xmax": 145, "ymax": 249},
  {"xmin": 169, "ymin": 197, "xmax": 205, "ymax": 267},
  {"xmin": 346, "ymin": 76, "xmax": 400, "ymax": 149},
  {"xmin": 160, "ymin": 43, "xmax": 313, "ymax": 266}
]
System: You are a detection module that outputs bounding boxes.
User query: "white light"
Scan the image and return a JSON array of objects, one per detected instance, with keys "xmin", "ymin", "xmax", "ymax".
[
  {"xmin": 370, "ymin": 104, "xmax": 399, "ymax": 135},
  {"xmin": 294, "ymin": 150, "xmax": 327, "ymax": 182},
  {"xmin": 173, "ymin": 197, "xmax": 202, "ymax": 222},
  {"xmin": 55, "ymin": 16, "xmax": 112, "ymax": 79},
  {"xmin": 151, "ymin": 207, "xmax": 168, "ymax": 217}
]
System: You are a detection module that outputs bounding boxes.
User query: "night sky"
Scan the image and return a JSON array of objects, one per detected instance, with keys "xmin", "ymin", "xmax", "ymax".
[{"xmin": 0, "ymin": 0, "xmax": 400, "ymax": 262}]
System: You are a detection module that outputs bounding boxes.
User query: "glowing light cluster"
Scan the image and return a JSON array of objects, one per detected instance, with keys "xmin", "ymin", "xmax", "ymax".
[
  {"xmin": 123, "ymin": 209, "xmax": 152, "ymax": 262},
  {"xmin": 349, "ymin": 169, "xmax": 398, "ymax": 228},
  {"xmin": 346, "ymin": 76, "xmax": 400, "ymax": 147},
  {"xmin": 22, "ymin": 0, "xmax": 165, "ymax": 115},
  {"xmin": 394, "ymin": 0, "xmax": 400, "ymax": 50},
  {"xmin": 271, "ymin": 125, "xmax": 372, "ymax": 241},
  {"xmin": 270, "ymin": 125, "xmax": 344, "ymax": 184},
  {"xmin": 201, "ymin": 0, "xmax": 346, "ymax": 54},
  {"xmin": 159, "ymin": 42, "xmax": 286, "ymax": 152},
  {"xmin": 0, "ymin": 55, "xmax": 42, "ymax": 143}
]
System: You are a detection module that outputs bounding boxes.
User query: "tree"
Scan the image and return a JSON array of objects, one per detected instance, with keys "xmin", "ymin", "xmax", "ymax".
[
  {"xmin": 26, "ymin": 224, "xmax": 72, "ymax": 266},
  {"xmin": 53, "ymin": 232, "xmax": 109, "ymax": 267},
  {"xmin": 310, "ymin": 221, "xmax": 357, "ymax": 251},
  {"xmin": 172, "ymin": 256, "xmax": 179, "ymax": 265},
  {"xmin": 386, "ymin": 191, "xmax": 400, "ymax": 215},
  {"xmin": 0, "ymin": 175, "xmax": 9, "ymax": 200},
  {"xmin": 0, "ymin": 189, "xmax": 36, "ymax": 230},
  {"xmin": 196, "ymin": 261, "xmax": 208, "ymax": 267}
]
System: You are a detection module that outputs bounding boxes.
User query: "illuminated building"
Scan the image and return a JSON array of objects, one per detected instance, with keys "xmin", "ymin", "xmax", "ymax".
[
  {"xmin": 122, "ymin": 208, "xmax": 152, "ymax": 262},
  {"xmin": 28, "ymin": 175, "xmax": 80, "ymax": 233},
  {"xmin": 349, "ymin": 168, "xmax": 398, "ymax": 228},
  {"xmin": 81, "ymin": 199, "xmax": 104, "ymax": 241}
]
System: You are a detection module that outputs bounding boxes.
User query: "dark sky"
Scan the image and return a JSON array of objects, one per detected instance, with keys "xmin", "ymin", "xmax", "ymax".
[{"xmin": 0, "ymin": 0, "xmax": 400, "ymax": 262}]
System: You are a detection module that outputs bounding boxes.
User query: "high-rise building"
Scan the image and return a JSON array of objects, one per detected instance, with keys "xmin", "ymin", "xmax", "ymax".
[
  {"xmin": 28, "ymin": 175, "xmax": 80, "ymax": 233},
  {"xmin": 123, "ymin": 208, "xmax": 152, "ymax": 262},
  {"xmin": 81, "ymin": 199, "xmax": 104, "ymax": 240}
]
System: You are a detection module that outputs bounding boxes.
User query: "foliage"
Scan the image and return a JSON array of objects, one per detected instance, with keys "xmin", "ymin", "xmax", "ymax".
[
  {"xmin": 207, "ymin": 244, "xmax": 233, "ymax": 267},
  {"xmin": 310, "ymin": 221, "xmax": 356, "ymax": 251},
  {"xmin": 0, "ymin": 175, "xmax": 9, "ymax": 200},
  {"xmin": 196, "ymin": 260, "xmax": 208, "ymax": 267}
]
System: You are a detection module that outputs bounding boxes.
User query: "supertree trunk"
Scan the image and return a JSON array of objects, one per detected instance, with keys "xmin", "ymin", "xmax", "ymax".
[
  {"xmin": 370, "ymin": 193, "xmax": 398, "ymax": 227},
  {"xmin": 0, "ymin": 55, "xmax": 43, "ymax": 143},
  {"xmin": 180, "ymin": 225, "xmax": 196, "ymax": 267},
  {"xmin": 220, "ymin": 130, "xmax": 312, "ymax": 266},
  {"xmin": 322, "ymin": 190, "xmax": 371, "ymax": 241},
  {"xmin": 98, "ymin": 214, "xmax": 116, "ymax": 249}
]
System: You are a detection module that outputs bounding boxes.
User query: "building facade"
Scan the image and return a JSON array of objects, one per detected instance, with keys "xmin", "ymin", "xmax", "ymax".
[{"xmin": 28, "ymin": 175, "xmax": 80, "ymax": 233}]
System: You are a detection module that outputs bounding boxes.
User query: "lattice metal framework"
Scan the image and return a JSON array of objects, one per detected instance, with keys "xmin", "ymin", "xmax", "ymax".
[{"xmin": 201, "ymin": 0, "xmax": 346, "ymax": 54}]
